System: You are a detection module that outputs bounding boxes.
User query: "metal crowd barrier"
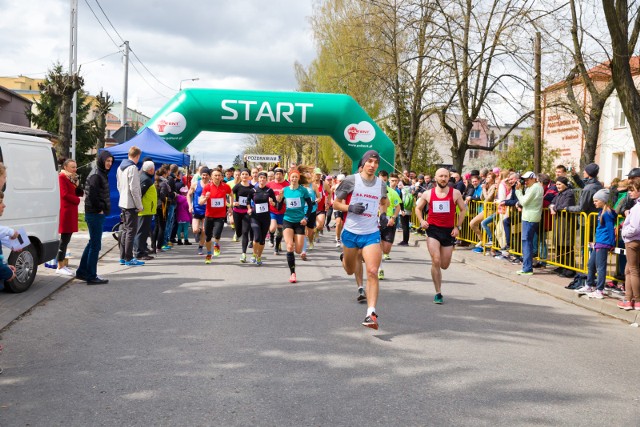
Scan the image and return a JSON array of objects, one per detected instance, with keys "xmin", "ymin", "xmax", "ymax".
[{"xmin": 411, "ymin": 200, "xmax": 625, "ymax": 282}]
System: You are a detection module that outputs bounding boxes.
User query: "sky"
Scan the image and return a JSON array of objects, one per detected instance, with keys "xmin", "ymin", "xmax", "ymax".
[{"xmin": 0, "ymin": 0, "xmax": 317, "ymax": 167}]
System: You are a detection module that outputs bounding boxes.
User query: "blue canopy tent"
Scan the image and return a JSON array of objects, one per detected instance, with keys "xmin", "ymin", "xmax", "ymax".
[{"xmin": 100, "ymin": 128, "xmax": 190, "ymax": 231}]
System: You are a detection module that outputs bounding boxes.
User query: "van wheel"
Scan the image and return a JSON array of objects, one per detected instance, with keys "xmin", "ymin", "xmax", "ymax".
[{"xmin": 6, "ymin": 245, "xmax": 38, "ymax": 293}]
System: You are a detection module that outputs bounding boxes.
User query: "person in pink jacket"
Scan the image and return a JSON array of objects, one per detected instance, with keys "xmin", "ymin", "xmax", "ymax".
[
  {"xmin": 175, "ymin": 186, "xmax": 192, "ymax": 245},
  {"xmin": 619, "ymin": 175, "xmax": 640, "ymax": 310}
]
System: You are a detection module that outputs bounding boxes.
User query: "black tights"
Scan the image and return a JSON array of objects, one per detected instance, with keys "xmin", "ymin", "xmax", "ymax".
[
  {"xmin": 57, "ymin": 233, "xmax": 73, "ymax": 261},
  {"xmin": 233, "ymin": 211, "xmax": 251, "ymax": 253}
]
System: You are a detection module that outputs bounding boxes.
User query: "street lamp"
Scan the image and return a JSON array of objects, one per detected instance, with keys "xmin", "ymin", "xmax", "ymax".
[{"xmin": 179, "ymin": 78, "xmax": 200, "ymax": 91}]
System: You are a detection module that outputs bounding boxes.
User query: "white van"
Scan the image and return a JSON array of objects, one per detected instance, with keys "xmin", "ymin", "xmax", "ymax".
[{"xmin": 0, "ymin": 132, "xmax": 60, "ymax": 292}]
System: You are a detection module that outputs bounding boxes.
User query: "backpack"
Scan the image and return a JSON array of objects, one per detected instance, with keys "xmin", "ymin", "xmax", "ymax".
[{"xmin": 402, "ymin": 190, "xmax": 415, "ymax": 211}]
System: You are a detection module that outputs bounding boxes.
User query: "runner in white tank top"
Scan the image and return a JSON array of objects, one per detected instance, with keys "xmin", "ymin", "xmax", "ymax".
[{"xmin": 333, "ymin": 150, "xmax": 389, "ymax": 330}]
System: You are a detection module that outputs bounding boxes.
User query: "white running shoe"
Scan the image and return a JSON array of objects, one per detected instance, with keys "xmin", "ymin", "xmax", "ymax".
[{"xmin": 56, "ymin": 266, "xmax": 74, "ymax": 276}]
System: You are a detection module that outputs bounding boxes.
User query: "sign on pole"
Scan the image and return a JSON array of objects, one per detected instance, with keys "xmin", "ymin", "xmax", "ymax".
[{"xmin": 244, "ymin": 154, "xmax": 281, "ymax": 163}]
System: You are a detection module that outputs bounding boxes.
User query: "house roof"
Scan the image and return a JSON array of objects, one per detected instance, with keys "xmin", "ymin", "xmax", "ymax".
[
  {"xmin": 0, "ymin": 122, "xmax": 52, "ymax": 138},
  {"xmin": 0, "ymin": 85, "xmax": 33, "ymax": 105},
  {"xmin": 544, "ymin": 56, "xmax": 640, "ymax": 93}
]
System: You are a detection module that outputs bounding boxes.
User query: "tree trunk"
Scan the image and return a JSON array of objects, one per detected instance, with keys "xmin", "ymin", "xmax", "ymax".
[
  {"xmin": 602, "ymin": 0, "xmax": 640, "ymax": 156},
  {"xmin": 57, "ymin": 95, "xmax": 72, "ymax": 160}
]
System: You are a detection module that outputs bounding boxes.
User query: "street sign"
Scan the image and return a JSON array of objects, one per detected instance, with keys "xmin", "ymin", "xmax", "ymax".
[{"xmin": 244, "ymin": 154, "xmax": 280, "ymax": 163}]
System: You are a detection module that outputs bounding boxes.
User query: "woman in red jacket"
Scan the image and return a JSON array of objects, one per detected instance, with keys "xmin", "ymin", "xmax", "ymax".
[{"xmin": 57, "ymin": 159, "xmax": 83, "ymax": 276}]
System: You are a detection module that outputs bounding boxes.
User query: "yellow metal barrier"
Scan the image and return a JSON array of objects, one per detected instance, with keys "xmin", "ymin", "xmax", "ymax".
[{"xmin": 412, "ymin": 199, "xmax": 625, "ymax": 282}]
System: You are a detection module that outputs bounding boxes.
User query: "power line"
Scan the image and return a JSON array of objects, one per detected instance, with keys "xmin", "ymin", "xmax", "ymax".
[
  {"xmin": 129, "ymin": 60, "xmax": 171, "ymax": 99},
  {"xmin": 80, "ymin": 50, "xmax": 121, "ymax": 66},
  {"xmin": 82, "ymin": 0, "xmax": 121, "ymax": 50},
  {"xmin": 94, "ymin": 0, "xmax": 126, "ymax": 44},
  {"xmin": 94, "ymin": 0, "xmax": 177, "ymax": 92}
]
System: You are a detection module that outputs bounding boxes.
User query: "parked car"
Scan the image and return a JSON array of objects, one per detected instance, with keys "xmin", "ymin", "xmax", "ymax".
[{"xmin": 0, "ymin": 132, "xmax": 60, "ymax": 292}]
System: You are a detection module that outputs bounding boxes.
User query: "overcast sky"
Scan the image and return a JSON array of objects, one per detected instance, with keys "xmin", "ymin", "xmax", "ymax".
[{"xmin": 0, "ymin": 0, "xmax": 316, "ymax": 167}]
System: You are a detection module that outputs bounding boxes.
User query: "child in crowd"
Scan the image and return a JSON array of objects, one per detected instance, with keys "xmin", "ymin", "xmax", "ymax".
[
  {"xmin": 175, "ymin": 186, "xmax": 192, "ymax": 245},
  {"xmin": 575, "ymin": 189, "xmax": 616, "ymax": 299}
]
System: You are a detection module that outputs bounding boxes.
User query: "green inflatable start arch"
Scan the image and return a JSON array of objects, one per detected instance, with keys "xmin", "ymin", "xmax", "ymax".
[{"xmin": 141, "ymin": 89, "xmax": 395, "ymax": 173}]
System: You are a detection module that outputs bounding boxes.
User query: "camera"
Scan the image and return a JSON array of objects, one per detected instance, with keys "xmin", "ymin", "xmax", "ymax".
[{"xmin": 518, "ymin": 177, "xmax": 526, "ymax": 187}]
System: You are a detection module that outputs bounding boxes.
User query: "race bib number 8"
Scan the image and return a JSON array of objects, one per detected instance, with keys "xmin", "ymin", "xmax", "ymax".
[
  {"xmin": 255, "ymin": 203, "xmax": 268, "ymax": 213},
  {"xmin": 432, "ymin": 200, "xmax": 450, "ymax": 213},
  {"xmin": 211, "ymin": 198, "xmax": 225, "ymax": 208},
  {"xmin": 286, "ymin": 198, "xmax": 301, "ymax": 209}
]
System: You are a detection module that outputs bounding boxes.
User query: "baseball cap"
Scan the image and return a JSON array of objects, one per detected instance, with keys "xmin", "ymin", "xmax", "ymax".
[
  {"xmin": 627, "ymin": 167, "xmax": 640, "ymax": 178},
  {"xmin": 521, "ymin": 171, "xmax": 536, "ymax": 179},
  {"xmin": 336, "ymin": 174, "xmax": 346, "ymax": 181},
  {"xmin": 314, "ymin": 168, "xmax": 322, "ymax": 174}
]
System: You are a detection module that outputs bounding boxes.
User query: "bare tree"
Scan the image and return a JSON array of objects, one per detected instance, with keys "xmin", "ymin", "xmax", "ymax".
[
  {"xmin": 92, "ymin": 90, "xmax": 113, "ymax": 149},
  {"xmin": 428, "ymin": 0, "xmax": 536, "ymax": 171},
  {"xmin": 602, "ymin": 0, "xmax": 640, "ymax": 156}
]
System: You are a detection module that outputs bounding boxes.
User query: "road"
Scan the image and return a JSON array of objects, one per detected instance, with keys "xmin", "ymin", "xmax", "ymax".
[{"xmin": 0, "ymin": 227, "xmax": 639, "ymax": 426}]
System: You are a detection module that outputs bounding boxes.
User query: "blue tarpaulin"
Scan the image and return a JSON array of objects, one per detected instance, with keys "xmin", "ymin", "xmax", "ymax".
[{"xmin": 99, "ymin": 128, "xmax": 190, "ymax": 232}]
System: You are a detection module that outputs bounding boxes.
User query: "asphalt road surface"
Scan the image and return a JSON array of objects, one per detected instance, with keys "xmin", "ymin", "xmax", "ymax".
[{"xmin": 1, "ymin": 227, "xmax": 639, "ymax": 426}]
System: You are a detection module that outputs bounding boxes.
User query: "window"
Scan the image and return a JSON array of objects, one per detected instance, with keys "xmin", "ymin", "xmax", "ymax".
[
  {"xmin": 470, "ymin": 130, "xmax": 480, "ymax": 139},
  {"xmin": 468, "ymin": 149, "xmax": 479, "ymax": 159},
  {"xmin": 613, "ymin": 153, "xmax": 625, "ymax": 179},
  {"xmin": 614, "ymin": 97, "xmax": 627, "ymax": 128}
]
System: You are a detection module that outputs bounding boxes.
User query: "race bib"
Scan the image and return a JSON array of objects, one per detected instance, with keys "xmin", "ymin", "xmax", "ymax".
[
  {"xmin": 432, "ymin": 200, "xmax": 450, "ymax": 213},
  {"xmin": 286, "ymin": 197, "xmax": 301, "ymax": 209},
  {"xmin": 238, "ymin": 196, "xmax": 248, "ymax": 206},
  {"xmin": 351, "ymin": 195, "xmax": 378, "ymax": 216},
  {"xmin": 255, "ymin": 203, "xmax": 268, "ymax": 213},
  {"xmin": 211, "ymin": 198, "xmax": 225, "ymax": 208}
]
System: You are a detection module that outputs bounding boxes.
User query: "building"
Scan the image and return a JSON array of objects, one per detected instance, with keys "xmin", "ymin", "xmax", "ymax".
[
  {"xmin": 542, "ymin": 59, "xmax": 639, "ymax": 185},
  {"xmin": 0, "ymin": 86, "xmax": 33, "ymax": 128}
]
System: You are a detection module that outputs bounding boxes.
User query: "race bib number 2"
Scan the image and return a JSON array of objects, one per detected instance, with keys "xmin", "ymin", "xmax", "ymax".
[{"xmin": 211, "ymin": 198, "xmax": 225, "ymax": 208}]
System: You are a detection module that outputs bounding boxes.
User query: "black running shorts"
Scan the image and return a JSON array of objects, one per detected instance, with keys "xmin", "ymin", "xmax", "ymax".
[{"xmin": 426, "ymin": 224, "xmax": 456, "ymax": 247}]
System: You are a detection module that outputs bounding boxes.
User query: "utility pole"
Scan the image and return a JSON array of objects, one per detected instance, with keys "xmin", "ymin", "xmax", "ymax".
[
  {"xmin": 534, "ymin": 31, "xmax": 542, "ymax": 174},
  {"xmin": 69, "ymin": 0, "xmax": 78, "ymax": 160},
  {"xmin": 122, "ymin": 41, "xmax": 130, "ymax": 127}
]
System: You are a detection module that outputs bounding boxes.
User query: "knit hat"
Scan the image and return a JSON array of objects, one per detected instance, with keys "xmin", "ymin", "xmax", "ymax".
[
  {"xmin": 555, "ymin": 176, "xmax": 569, "ymax": 186},
  {"xmin": 593, "ymin": 188, "xmax": 610, "ymax": 203},
  {"xmin": 358, "ymin": 150, "xmax": 380, "ymax": 168},
  {"xmin": 470, "ymin": 169, "xmax": 480, "ymax": 177},
  {"xmin": 200, "ymin": 167, "xmax": 211, "ymax": 175},
  {"xmin": 585, "ymin": 163, "xmax": 599, "ymax": 177}
]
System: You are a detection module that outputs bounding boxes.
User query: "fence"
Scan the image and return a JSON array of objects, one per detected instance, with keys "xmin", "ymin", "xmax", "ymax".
[{"xmin": 411, "ymin": 200, "xmax": 625, "ymax": 282}]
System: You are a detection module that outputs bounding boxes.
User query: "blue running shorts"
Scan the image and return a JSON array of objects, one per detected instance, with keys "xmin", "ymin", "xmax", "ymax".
[{"xmin": 341, "ymin": 229, "xmax": 381, "ymax": 249}]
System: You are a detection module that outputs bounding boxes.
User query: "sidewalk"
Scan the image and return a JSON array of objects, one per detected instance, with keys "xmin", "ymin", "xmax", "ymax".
[
  {"xmin": 0, "ymin": 231, "xmax": 119, "ymax": 331},
  {"xmin": 409, "ymin": 232, "xmax": 640, "ymax": 325}
]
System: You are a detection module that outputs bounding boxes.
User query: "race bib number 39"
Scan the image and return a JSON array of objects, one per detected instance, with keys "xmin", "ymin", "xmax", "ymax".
[
  {"xmin": 432, "ymin": 200, "xmax": 450, "ymax": 213},
  {"xmin": 211, "ymin": 198, "xmax": 225, "ymax": 208},
  {"xmin": 255, "ymin": 203, "xmax": 268, "ymax": 213},
  {"xmin": 286, "ymin": 198, "xmax": 301, "ymax": 209}
]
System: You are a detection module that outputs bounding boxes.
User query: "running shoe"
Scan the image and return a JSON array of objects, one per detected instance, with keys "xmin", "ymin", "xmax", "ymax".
[
  {"xmin": 434, "ymin": 293, "xmax": 444, "ymax": 304},
  {"xmin": 289, "ymin": 273, "xmax": 297, "ymax": 283},
  {"xmin": 362, "ymin": 313, "xmax": 378, "ymax": 330},
  {"xmin": 125, "ymin": 258, "xmax": 145, "ymax": 266},
  {"xmin": 161, "ymin": 245, "xmax": 171, "ymax": 251},
  {"xmin": 617, "ymin": 300, "xmax": 634, "ymax": 310},
  {"xmin": 232, "ymin": 234, "xmax": 238, "ymax": 242},
  {"xmin": 587, "ymin": 290, "xmax": 605, "ymax": 299},
  {"xmin": 378, "ymin": 268, "xmax": 384, "ymax": 280},
  {"xmin": 197, "ymin": 247, "xmax": 204, "ymax": 256},
  {"xmin": 357, "ymin": 287, "xmax": 367, "ymax": 302},
  {"xmin": 56, "ymin": 267, "xmax": 74, "ymax": 276},
  {"xmin": 485, "ymin": 240, "xmax": 493, "ymax": 247},
  {"xmin": 575, "ymin": 285, "xmax": 595, "ymax": 294},
  {"xmin": 383, "ymin": 254, "xmax": 391, "ymax": 261},
  {"xmin": 269, "ymin": 241, "xmax": 275, "ymax": 248},
  {"xmin": 515, "ymin": 270, "xmax": 533, "ymax": 276},
  {"xmin": 274, "ymin": 248, "xmax": 280, "ymax": 256},
  {"xmin": 214, "ymin": 245, "xmax": 221, "ymax": 257},
  {"xmin": 308, "ymin": 242, "xmax": 314, "ymax": 251},
  {"xmin": 205, "ymin": 254, "xmax": 212, "ymax": 264},
  {"xmin": 240, "ymin": 253, "xmax": 247, "ymax": 263},
  {"xmin": 250, "ymin": 255, "xmax": 257, "ymax": 264},
  {"xmin": 335, "ymin": 240, "xmax": 341, "ymax": 248},
  {"xmin": 248, "ymin": 242, "xmax": 253, "ymax": 248},
  {"xmin": 475, "ymin": 241, "xmax": 483, "ymax": 248},
  {"xmin": 119, "ymin": 259, "xmax": 125, "ymax": 265},
  {"xmin": 301, "ymin": 252, "xmax": 307, "ymax": 261},
  {"xmin": 256, "ymin": 257, "xmax": 263, "ymax": 266}
]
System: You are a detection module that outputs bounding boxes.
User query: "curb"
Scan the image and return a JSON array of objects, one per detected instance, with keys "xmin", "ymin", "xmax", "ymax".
[{"xmin": 410, "ymin": 233, "xmax": 640, "ymax": 325}]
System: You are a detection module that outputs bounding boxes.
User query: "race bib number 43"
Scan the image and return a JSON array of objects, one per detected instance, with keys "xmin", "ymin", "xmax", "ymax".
[
  {"xmin": 432, "ymin": 200, "xmax": 450, "ymax": 213},
  {"xmin": 211, "ymin": 198, "xmax": 225, "ymax": 208}
]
